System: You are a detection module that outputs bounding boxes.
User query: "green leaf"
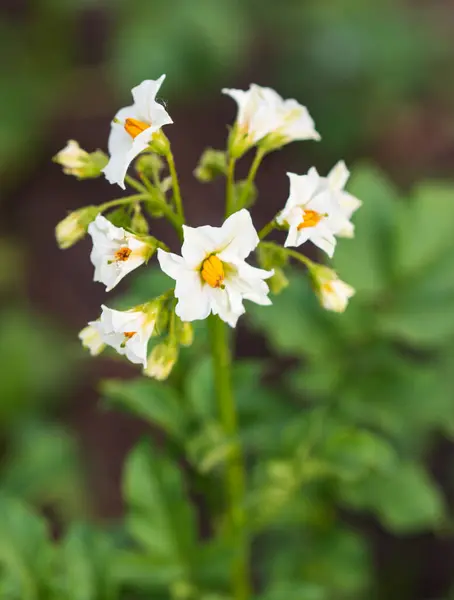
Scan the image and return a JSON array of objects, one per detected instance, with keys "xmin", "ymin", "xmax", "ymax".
[
  {"xmin": 58, "ymin": 523, "xmax": 120, "ymax": 600},
  {"xmin": 341, "ymin": 462, "xmax": 445, "ymax": 533},
  {"xmin": 101, "ymin": 378, "xmax": 186, "ymax": 440},
  {"xmin": 333, "ymin": 164, "xmax": 399, "ymax": 296},
  {"xmin": 0, "ymin": 495, "xmax": 53, "ymax": 599},
  {"xmin": 123, "ymin": 442, "xmax": 196, "ymax": 571}
]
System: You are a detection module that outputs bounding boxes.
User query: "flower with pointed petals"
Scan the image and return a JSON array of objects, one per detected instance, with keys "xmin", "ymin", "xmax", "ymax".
[
  {"xmin": 223, "ymin": 84, "xmax": 319, "ymax": 156},
  {"xmin": 276, "ymin": 168, "xmax": 350, "ymax": 257},
  {"xmin": 321, "ymin": 161, "xmax": 362, "ymax": 238},
  {"xmin": 90, "ymin": 305, "xmax": 157, "ymax": 366},
  {"xmin": 157, "ymin": 209, "xmax": 273, "ymax": 327},
  {"xmin": 88, "ymin": 215, "xmax": 153, "ymax": 291},
  {"xmin": 102, "ymin": 75, "xmax": 173, "ymax": 188},
  {"xmin": 311, "ymin": 266, "xmax": 355, "ymax": 313},
  {"xmin": 78, "ymin": 324, "xmax": 105, "ymax": 356}
]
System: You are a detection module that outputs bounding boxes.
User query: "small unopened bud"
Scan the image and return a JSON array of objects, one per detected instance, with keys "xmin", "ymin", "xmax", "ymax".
[
  {"xmin": 311, "ymin": 265, "xmax": 355, "ymax": 313},
  {"xmin": 268, "ymin": 267, "xmax": 289, "ymax": 295},
  {"xmin": 135, "ymin": 153, "xmax": 164, "ymax": 178},
  {"xmin": 53, "ymin": 141, "xmax": 108, "ymax": 179},
  {"xmin": 131, "ymin": 205, "xmax": 149, "ymax": 234},
  {"xmin": 257, "ymin": 242, "xmax": 289, "ymax": 270},
  {"xmin": 179, "ymin": 321, "xmax": 194, "ymax": 347},
  {"xmin": 55, "ymin": 206, "xmax": 99, "ymax": 249},
  {"xmin": 148, "ymin": 130, "xmax": 171, "ymax": 155},
  {"xmin": 144, "ymin": 341, "xmax": 178, "ymax": 381},
  {"xmin": 194, "ymin": 148, "xmax": 227, "ymax": 182},
  {"xmin": 78, "ymin": 324, "xmax": 105, "ymax": 356},
  {"xmin": 234, "ymin": 180, "xmax": 257, "ymax": 210}
]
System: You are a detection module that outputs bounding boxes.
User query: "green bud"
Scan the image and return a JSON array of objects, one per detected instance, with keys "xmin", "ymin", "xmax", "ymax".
[
  {"xmin": 53, "ymin": 140, "xmax": 107, "ymax": 179},
  {"xmin": 179, "ymin": 321, "xmax": 194, "ymax": 347},
  {"xmin": 55, "ymin": 206, "xmax": 99, "ymax": 249},
  {"xmin": 144, "ymin": 341, "xmax": 178, "ymax": 381},
  {"xmin": 233, "ymin": 180, "xmax": 257, "ymax": 210},
  {"xmin": 148, "ymin": 130, "xmax": 170, "ymax": 155},
  {"xmin": 131, "ymin": 205, "xmax": 149, "ymax": 234},
  {"xmin": 257, "ymin": 241, "xmax": 289, "ymax": 270},
  {"xmin": 194, "ymin": 148, "xmax": 227, "ymax": 182},
  {"xmin": 135, "ymin": 153, "xmax": 164, "ymax": 178},
  {"xmin": 268, "ymin": 267, "xmax": 289, "ymax": 295}
]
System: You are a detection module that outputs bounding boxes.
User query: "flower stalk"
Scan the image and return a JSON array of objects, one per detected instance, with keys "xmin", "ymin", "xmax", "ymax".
[{"xmin": 208, "ymin": 315, "xmax": 251, "ymax": 600}]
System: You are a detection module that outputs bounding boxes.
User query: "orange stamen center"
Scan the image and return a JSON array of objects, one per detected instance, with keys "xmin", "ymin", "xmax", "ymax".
[
  {"xmin": 297, "ymin": 209, "xmax": 323, "ymax": 230},
  {"xmin": 201, "ymin": 255, "xmax": 225, "ymax": 288},
  {"xmin": 124, "ymin": 118, "xmax": 150, "ymax": 139},
  {"xmin": 321, "ymin": 282, "xmax": 334, "ymax": 294},
  {"xmin": 124, "ymin": 331, "xmax": 136, "ymax": 340},
  {"xmin": 114, "ymin": 247, "xmax": 132, "ymax": 262}
]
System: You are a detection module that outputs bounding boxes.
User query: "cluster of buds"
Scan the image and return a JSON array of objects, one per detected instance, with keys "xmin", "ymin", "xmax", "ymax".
[{"xmin": 55, "ymin": 74, "xmax": 361, "ymax": 378}]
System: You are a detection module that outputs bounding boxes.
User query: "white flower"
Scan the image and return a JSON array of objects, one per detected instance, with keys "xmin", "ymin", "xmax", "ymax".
[
  {"xmin": 157, "ymin": 209, "xmax": 273, "ymax": 327},
  {"xmin": 315, "ymin": 271, "xmax": 355, "ymax": 313},
  {"xmin": 78, "ymin": 324, "xmax": 105, "ymax": 356},
  {"xmin": 322, "ymin": 161, "xmax": 362, "ymax": 238},
  {"xmin": 276, "ymin": 169, "xmax": 350, "ymax": 257},
  {"xmin": 88, "ymin": 215, "xmax": 152, "ymax": 291},
  {"xmin": 102, "ymin": 76, "xmax": 173, "ymax": 188},
  {"xmin": 54, "ymin": 140, "xmax": 89, "ymax": 177},
  {"xmin": 222, "ymin": 84, "xmax": 320, "ymax": 149},
  {"xmin": 90, "ymin": 305, "xmax": 157, "ymax": 366}
]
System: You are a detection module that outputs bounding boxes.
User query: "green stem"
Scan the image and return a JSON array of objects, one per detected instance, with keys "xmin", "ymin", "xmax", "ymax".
[
  {"xmin": 166, "ymin": 150, "xmax": 185, "ymax": 223},
  {"xmin": 258, "ymin": 220, "xmax": 276, "ymax": 240},
  {"xmin": 125, "ymin": 175, "xmax": 148, "ymax": 193},
  {"xmin": 285, "ymin": 248, "xmax": 316, "ymax": 270},
  {"xmin": 225, "ymin": 157, "xmax": 236, "ymax": 217},
  {"xmin": 99, "ymin": 194, "xmax": 149, "ymax": 212},
  {"xmin": 236, "ymin": 147, "xmax": 267, "ymax": 212},
  {"xmin": 208, "ymin": 315, "xmax": 251, "ymax": 600}
]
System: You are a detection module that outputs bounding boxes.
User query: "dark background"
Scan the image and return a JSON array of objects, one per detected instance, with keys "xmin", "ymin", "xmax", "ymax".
[{"xmin": 1, "ymin": 0, "xmax": 454, "ymax": 597}]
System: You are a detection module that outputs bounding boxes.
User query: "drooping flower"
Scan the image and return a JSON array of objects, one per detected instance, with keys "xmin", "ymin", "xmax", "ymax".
[
  {"xmin": 157, "ymin": 209, "xmax": 273, "ymax": 327},
  {"xmin": 222, "ymin": 84, "xmax": 320, "ymax": 156},
  {"xmin": 53, "ymin": 141, "xmax": 89, "ymax": 177},
  {"xmin": 276, "ymin": 169, "xmax": 350, "ymax": 257},
  {"xmin": 78, "ymin": 324, "xmax": 105, "ymax": 356},
  {"xmin": 89, "ymin": 304, "xmax": 157, "ymax": 366},
  {"xmin": 311, "ymin": 266, "xmax": 355, "ymax": 313},
  {"xmin": 88, "ymin": 215, "xmax": 153, "ymax": 291},
  {"xmin": 56, "ymin": 206, "xmax": 99, "ymax": 249},
  {"xmin": 144, "ymin": 341, "xmax": 178, "ymax": 380},
  {"xmin": 102, "ymin": 76, "xmax": 173, "ymax": 188},
  {"xmin": 322, "ymin": 161, "xmax": 362, "ymax": 238}
]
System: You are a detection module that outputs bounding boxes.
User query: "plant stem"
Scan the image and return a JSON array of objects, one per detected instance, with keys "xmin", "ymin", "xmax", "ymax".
[
  {"xmin": 166, "ymin": 150, "xmax": 185, "ymax": 223},
  {"xmin": 208, "ymin": 315, "xmax": 251, "ymax": 600},
  {"xmin": 285, "ymin": 248, "xmax": 316, "ymax": 269},
  {"xmin": 225, "ymin": 157, "xmax": 236, "ymax": 217},
  {"xmin": 99, "ymin": 194, "xmax": 149, "ymax": 212},
  {"xmin": 258, "ymin": 220, "xmax": 276, "ymax": 240},
  {"xmin": 236, "ymin": 147, "xmax": 267, "ymax": 211},
  {"xmin": 125, "ymin": 175, "xmax": 148, "ymax": 193}
]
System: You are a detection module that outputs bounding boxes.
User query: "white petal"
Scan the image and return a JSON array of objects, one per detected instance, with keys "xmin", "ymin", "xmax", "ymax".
[
  {"xmin": 327, "ymin": 160, "xmax": 349, "ymax": 191},
  {"xmin": 285, "ymin": 170, "xmax": 321, "ymax": 210},
  {"xmin": 157, "ymin": 249, "xmax": 188, "ymax": 280},
  {"xmin": 208, "ymin": 286, "xmax": 245, "ymax": 328},
  {"xmin": 311, "ymin": 228, "xmax": 337, "ymax": 258},
  {"xmin": 278, "ymin": 99, "xmax": 320, "ymax": 141},
  {"xmin": 175, "ymin": 277, "xmax": 212, "ymax": 322},
  {"xmin": 181, "ymin": 225, "xmax": 219, "ymax": 267},
  {"xmin": 217, "ymin": 209, "xmax": 259, "ymax": 262}
]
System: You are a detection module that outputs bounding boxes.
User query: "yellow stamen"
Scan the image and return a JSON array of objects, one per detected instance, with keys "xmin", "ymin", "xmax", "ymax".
[
  {"xmin": 321, "ymin": 282, "xmax": 334, "ymax": 294},
  {"xmin": 201, "ymin": 255, "xmax": 225, "ymax": 288},
  {"xmin": 114, "ymin": 247, "xmax": 132, "ymax": 262},
  {"xmin": 124, "ymin": 331, "xmax": 136, "ymax": 339},
  {"xmin": 297, "ymin": 209, "xmax": 323, "ymax": 230},
  {"xmin": 124, "ymin": 118, "xmax": 150, "ymax": 139}
]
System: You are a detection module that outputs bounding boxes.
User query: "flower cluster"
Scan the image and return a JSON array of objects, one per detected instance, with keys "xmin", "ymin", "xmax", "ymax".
[{"xmin": 55, "ymin": 75, "xmax": 361, "ymax": 378}]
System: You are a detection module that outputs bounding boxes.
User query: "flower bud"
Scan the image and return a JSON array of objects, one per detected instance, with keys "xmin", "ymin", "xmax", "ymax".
[
  {"xmin": 268, "ymin": 267, "xmax": 289, "ymax": 295},
  {"xmin": 131, "ymin": 205, "xmax": 149, "ymax": 234},
  {"xmin": 135, "ymin": 153, "xmax": 164, "ymax": 178},
  {"xmin": 179, "ymin": 321, "xmax": 194, "ymax": 347},
  {"xmin": 78, "ymin": 324, "xmax": 105, "ymax": 356},
  {"xmin": 311, "ymin": 265, "xmax": 355, "ymax": 313},
  {"xmin": 53, "ymin": 141, "xmax": 108, "ymax": 179},
  {"xmin": 257, "ymin": 242, "xmax": 289, "ymax": 270},
  {"xmin": 233, "ymin": 180, "xmax": 257, "ymax": 210},
  {"xmin": 148, "ymin": 130, "xmax": 171, "ymax": 155},
  {"xmin": 55, "ymin": 206, "xmax": 99, "ymax": 249},
  {"xmin": 194, "ymin": 148, "xmax": 227, "ymax": 182},
  {"xmin": 144, "ymin": 341, "xmax": 178, "ymax": 380}
]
